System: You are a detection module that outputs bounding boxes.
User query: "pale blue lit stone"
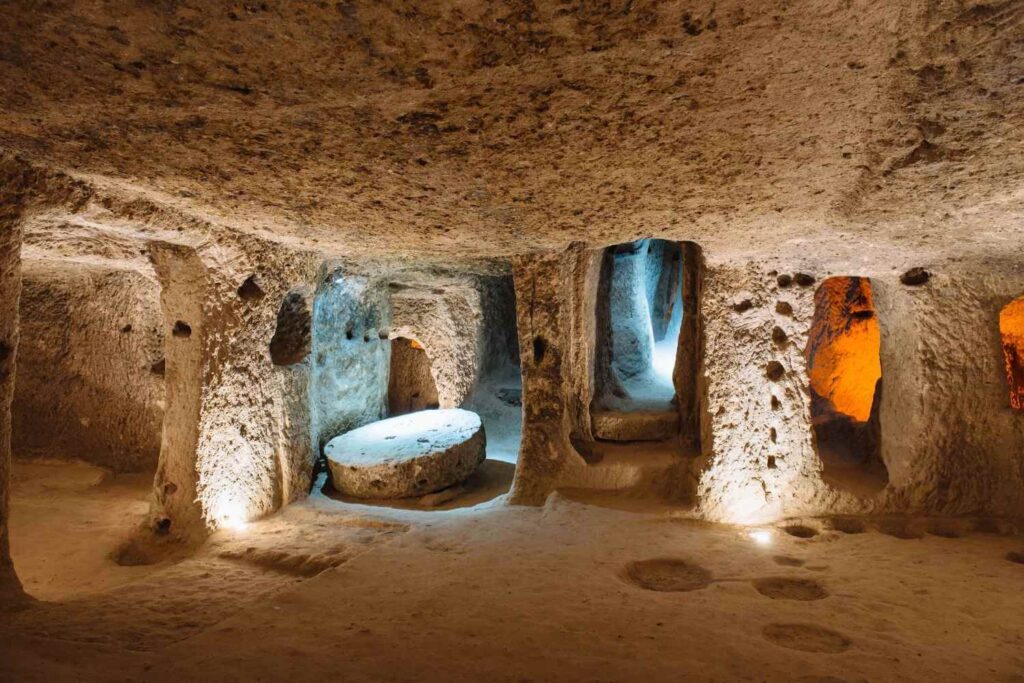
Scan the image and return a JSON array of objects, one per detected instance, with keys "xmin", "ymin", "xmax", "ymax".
[{"xmin": 325, "ymin": 408, "xmax": 486, "ymax": 498}]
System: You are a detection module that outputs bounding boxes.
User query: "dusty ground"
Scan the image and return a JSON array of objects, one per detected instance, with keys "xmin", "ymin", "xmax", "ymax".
[
  {"xmin": 8, "ymin": 459, "xmax": 160, "ymax": 600},
  {"xmin": 3, "ymin": 459, "xmax": 1024, "ymax": 682}
]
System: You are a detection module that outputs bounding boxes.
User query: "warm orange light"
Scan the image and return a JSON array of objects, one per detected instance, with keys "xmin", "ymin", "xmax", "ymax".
[
  {"xmin": 999, "ymin": 297, "xmax": 1024, "ymax": 410},
  {"xmin": 805, "ymin": 277, "xmax": 881, "ymax": 422},
  {"xmin": 408, "ymin": 338, "xmax": 424, "ymax": 351}
]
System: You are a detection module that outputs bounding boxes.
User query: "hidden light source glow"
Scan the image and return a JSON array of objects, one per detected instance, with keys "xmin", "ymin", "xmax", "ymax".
[
  {"xmin": 219, "ymin": 502, "xmax": 249, "ymax": 531},
  {"xmin": 604, "ymin": 238, "xmax": 683, "ymax": 396},
  {"xmin": 748, "ymin": 529, "xmax": 773, "ymax": 546},
  {"xmin": 651, "ymin": 338, "xmax": 677, "ymax": 382},
  {"xmin": 212, "ymin": 494, "xmax": 250, "ymax": 531}
]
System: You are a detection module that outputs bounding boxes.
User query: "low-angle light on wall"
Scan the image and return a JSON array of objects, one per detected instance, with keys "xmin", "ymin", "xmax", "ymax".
[{"xmin": 213, "ymin": 496, "xmax": 250, "ymax": 531}]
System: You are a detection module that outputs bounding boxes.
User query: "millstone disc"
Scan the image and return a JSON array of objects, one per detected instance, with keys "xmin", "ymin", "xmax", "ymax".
[{"xmin": 325, "ymin": 408, "xmax": 486, "ymax": 499}]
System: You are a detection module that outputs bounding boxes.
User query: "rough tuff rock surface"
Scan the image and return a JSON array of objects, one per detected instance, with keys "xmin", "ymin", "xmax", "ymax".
[
  {"xmin": 388, "ymin": 338, "xmax": 440, "ymax": 416},
  {"xmin": 13, "ymin": 258, "xmax": 164, "ymax": 471},
  {"xmin": 310, "ymin": 266, "xmax": 391, "ymax": 455},
  {"xmin": 325, "ymin": 408, "xmax": 486, "ymax": 499},
  {"xmin": 592, "ymin": 409, "xmax": 680, "ymax": 443},
  {"xmin": 268, "ymin": 288, "xmax": 312, "ymax": 367},
  {"xmin": 0, "ymin": 1, "xmax": 1020, "ymax": 265}
]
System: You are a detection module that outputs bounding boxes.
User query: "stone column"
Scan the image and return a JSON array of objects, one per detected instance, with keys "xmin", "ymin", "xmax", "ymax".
[
  {"xmin": 150, "ymin": 239, "xmax": 322, "ymax": 538},
  {"xmin": 149, "ymin": 242, "xmax": 210, "ymax": 538},
  {"xmin": 508, "ymin": 249, "xmax": 577, "ymax": 504},
  {"xmin": 673, "ymin": 241, "xmax": 707, "ymax": 452},
  {"xmin": 695, "ymin": 262, "xmax": 830, "ymax": 524}
]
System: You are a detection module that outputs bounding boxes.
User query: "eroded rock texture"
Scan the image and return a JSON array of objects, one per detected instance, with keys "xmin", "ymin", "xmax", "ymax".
[
  {"xmin": 269, "ymin": 288, "xmax": 312, "ymax": 367},
  {"xmin": 310, "ymin": 267, "xmax": 390, "ymax": 458},
  {"xmin": 13, "ymin": 260, "xmax": 164, "ymax": 471},
  {"xmin": 0, "ymin": 1, "xmax": 1019, "ymax": 264},
  {"xmin": 388, "ymin": 338, "xmax": 440, "ymax": 416}
]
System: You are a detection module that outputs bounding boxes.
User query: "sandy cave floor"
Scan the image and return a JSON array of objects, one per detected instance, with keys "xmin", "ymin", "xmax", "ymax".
[{"xmin": 4, "ymin": 459, "xmax": 1024, "ymax": 682}]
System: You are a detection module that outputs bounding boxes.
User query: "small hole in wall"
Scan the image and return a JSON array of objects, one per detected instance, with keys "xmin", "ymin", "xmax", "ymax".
[
  {"xmin": 533, "ymin": 336, "xmax": 547, "ymax": 364},
  {"xmin": 794, "ymin": 273, "xmax": 816, "ymax": 287},
  {"xmin": 345, "ymin": 327, "xmax": 354, "ymax": 341},
  {"xmin": 771, "ymin": 396, "xmax": 781, "ymax": 410},
  {"xmin": 363, "ymin": 333, "xmax": 371, "ymax": 342},
  {"xmin": 269, "ymin": 289, "xmax": 312, "ymax": 366},
  {"xmin": 770, "ymin": 427, "xmax": 777, "ymax": 443},
  {"xmin": 766, "ymin": 361, "xmax": 785, "ymax": 381},
  {"xmin": 172, "ymin": 321, "xmax": 192, "ymax": 338},
  {"xmin": 237, "ymin": 274, "xmax": 266, "ymax": 301},
  {"xmin": 121, "ymin": 324, "xmax": 133, "ymax": 333},
  {"xmin": 155, "ymin": 517, "xmax": 172, "ymax": 534},
  {"xmin": 767, "ymin": 455, "xmax": 777, "ymax": 469}
]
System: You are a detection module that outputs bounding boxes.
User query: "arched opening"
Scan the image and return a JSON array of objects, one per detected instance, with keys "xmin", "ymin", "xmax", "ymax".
[
  {"xmin": 388, "ymin": 337, "xmax": 439, "ymax": 416},
  {"xmin": 269, "ymin": 288, "xmax": 312, "ymax": 367},
  {"xmin": 805, "ymin": 276, "xmax": 887, "ymax": 495},
  {"xmin": 591, "ymin": 239, "xmax": 685, "ymax": 442},
  {"xmin": 999, "ymin": 296, "xmax": 1024, "ymax": 411}
]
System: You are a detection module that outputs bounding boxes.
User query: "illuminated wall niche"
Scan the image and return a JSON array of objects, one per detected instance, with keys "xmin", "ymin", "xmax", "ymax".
[
  {"xmin": 804, "ymin": 276, "xmax": 887, "ymax": 494},
  {"xmin": 388, "ymin": 337, "xmax": 439, "ymax": 416},
  {"xmin": 590, "ymin": 238, "xmax": 688, "ymax": 443},
  {"xmin": 999, "ymin": 295, "xmax": 1024, "ymax": 411}
]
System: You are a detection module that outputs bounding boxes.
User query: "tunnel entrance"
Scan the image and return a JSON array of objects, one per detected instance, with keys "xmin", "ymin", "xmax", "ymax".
[
  {"xmin": 388, "ymin": 337, "xmax": 440, "ymax": 416},
  {"xmin": 9, "ymin": 256, "xmax": 170, "ymax": 599},
  {"xmin": 805, "ymin": 276, "xmax": 887, "ymax": 495},
  {"xmin": 999, "ymin": 296, "xmax": 1024, "ymax": 411},
  {"xmin": 590, "ymin": 239, "xmax": 687, "ymax": 443}
]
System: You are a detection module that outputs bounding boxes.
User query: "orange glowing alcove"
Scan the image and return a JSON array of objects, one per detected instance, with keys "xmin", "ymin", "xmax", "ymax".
[
  {"xmin": 804, "ymin": 276, "xmax": 887, "ymax": 495},
  {"xmin": 999, "ymin": 296, "xmax": 1024, "ymax": 411},
  {"xmin": 805, "ymin": 277, "xmax": 881, "ymax": 421}
]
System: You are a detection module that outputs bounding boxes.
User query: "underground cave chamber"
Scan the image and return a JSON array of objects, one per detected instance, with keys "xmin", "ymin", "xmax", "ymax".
[
  {"xmin": 309, "ymin": 269, "xmax": 522, "ymax": 507},
  {"xmin": 589, "ymin": 238, "xmax": 695, "ymax": 444},
  {"xmin": 804, "ymin": 276, "xmax": 887, "ymax": 495}
]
